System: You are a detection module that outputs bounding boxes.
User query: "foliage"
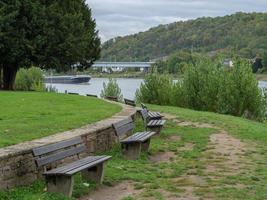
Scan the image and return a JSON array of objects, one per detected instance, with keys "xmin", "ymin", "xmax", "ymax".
[
  {"xmin": 100, "ymin": 78, "xmax": 123, "ymax": 101},
  {"xmin": 15, "ymin": 67, "xmax": 45, "ymax": 91},
  {"xmin": 101, "ymin": 12, "xmax": 267, "ymax": 62},
  {"xmin": 0, "ymin": 92, "xmax": 121, "ymax": 147},
  {"xmin": 0, "ymin": 0, "xmax": 100, "ymax": 90},
  {"xmin": 136, "ymin": 73, "xmax": 173, "ymax": 105},
  {"xmin": 262, "ymin": 51, "xmax": 267, "ymax": 71},
  {"xmin": 137, "ymin": 58, "xmax": 266, "ymax": 120}
]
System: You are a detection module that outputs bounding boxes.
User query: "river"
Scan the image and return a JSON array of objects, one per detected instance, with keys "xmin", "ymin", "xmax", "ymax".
[{"xmin": 46, "ymin": 78, "xmax": 267, "ymax": 100}]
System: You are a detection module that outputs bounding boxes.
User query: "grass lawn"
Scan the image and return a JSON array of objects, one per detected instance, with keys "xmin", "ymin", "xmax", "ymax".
[
  {"xmin": 0, "ymin": 92, "xmax": 121, "ymax": 147},
  {"xmin": 1, "ymin": 104, "xmax": 267, "ymax": 200}
]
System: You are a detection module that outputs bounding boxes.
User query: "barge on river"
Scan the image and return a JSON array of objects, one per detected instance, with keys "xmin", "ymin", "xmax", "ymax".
[{"xmin": 45, "ymin": 75, "xmax": 91, "ymax": 84}]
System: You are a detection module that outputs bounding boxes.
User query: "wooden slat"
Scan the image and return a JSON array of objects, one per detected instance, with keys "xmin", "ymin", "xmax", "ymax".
[
  {"xmin": 68, "ymin": 92, "xmax": 79, "ymax": 95},
  {"xmin": 65, "ymin": 156, "xmax": 111, "ymax": 175},
  {"xmin": 105, "ymin": 96, "xmax": 118, "ymax": 102},
  {"xmin": 113, "ymin": 118, "xmax": 135, "ymax": 139},
  {"xmin": 44, "ymin": 156, "xmax": 111, "ymax": 176},
  {"xmin": 86, "ymin": 94, "xmax": 98, "ymax": 98},
  {"xmin": 141, "ymin": 103, "xmax": 147, "ymax": 109},
  {"xmin": 36, "ymin": 145, "xmax": 86, "ymax": 167},
  {"xmin": 121, "ymin": 131, "xmax": 156, "ymax": 143},
  {"xmin": 140, "ymin": 109, "xmax": 149, "ymax": 121},
  {"xmin": 124, "ymin": 98, "xmax": 136, "ymax": 107},
  {"xmin": 44, "ymin": 156, "xmax": 106, "ymax": 175},
  {"xmin": 113, "ymin": 118, "xmax": 133, "ymax": 130},
  {"xmin": 33, "ymin": 137, "xmax": 83, "ymax": 156},
  {"xmin": 147, "ymin": 120, "xmax": 166, "ymax": 127},
  {"xmin": 116, "ymin": 123, "xmax": 135, "ymax": 136}
]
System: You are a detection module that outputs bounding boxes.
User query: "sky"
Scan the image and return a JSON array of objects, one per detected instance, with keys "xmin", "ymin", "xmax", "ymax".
[{"xmin": 87, "ymin": 0, "xmax": 267, "ymax": 42}]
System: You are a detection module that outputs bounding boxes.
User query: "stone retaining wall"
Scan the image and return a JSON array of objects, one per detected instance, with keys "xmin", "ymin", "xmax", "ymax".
[{"xmin": 0, "ymin": 102, "xmax": 136, "ymax": 190}]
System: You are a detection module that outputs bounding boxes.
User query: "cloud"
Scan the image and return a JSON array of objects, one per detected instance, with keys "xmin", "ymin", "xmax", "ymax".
[{"xmin": 87, "ymin": 0, "xmax": 267, "ymax": 42}]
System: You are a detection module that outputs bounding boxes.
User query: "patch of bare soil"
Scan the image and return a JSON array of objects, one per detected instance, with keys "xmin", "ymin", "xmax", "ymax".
[
  {"xmin": 80, "ymin": 181, "xmax": 141, "ymax": 200},
  {"xmin": 204, "ymin": 130, "xmax": 246, "ymax": 176},
  {"xmin": 179, "ymin": 143, "xmax": 195, "ymax": 151},
  {"xmin": 167, "ymin": 135, "xmax": 181, "ymax": 142},
  {"xmin": 149, "ymin": 151, "xmax": 176, "ymax": 163},
  {"xmin": 163, "ymin": 113, "xmax": 216, "ymax": 129}
]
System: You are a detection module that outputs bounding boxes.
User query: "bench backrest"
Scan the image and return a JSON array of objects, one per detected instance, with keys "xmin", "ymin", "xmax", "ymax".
[
  {"xmin": 124, "ymin": 98, "xmax": 136, "ymax": 107},
  {"xmin": 112, "ymin": 118, "xmax": 135, "ymax": 140},
  {"xmin": 87, "ymin": 94, "xmax": 98, "ymax": 98},
  {"xmin": 105, "ymin": 96, "xmax": 119, "ymax": 102},
  {"xmin": 140, "ymin": 109, "xmax": 149, "ymax": 124},
  {"xmin": 141, "ymin": 103, "xmax": 147, "ymax": 109},
  {"xmin": 32, "ymin": 137, "xmax": 86, "ymax": 168},
  {"xmin": 68, "ymin": 92, "xmax": 79, "ymax": 95}
]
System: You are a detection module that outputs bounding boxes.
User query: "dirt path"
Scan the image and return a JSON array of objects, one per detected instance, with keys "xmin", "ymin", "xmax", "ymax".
[
  {"xmin": 79, "ymin": 181, "xmax": 141, "ymax": 200},
  {"xmin": 80, "ymin": 113, "xmax": 252, "ymax": 200}
]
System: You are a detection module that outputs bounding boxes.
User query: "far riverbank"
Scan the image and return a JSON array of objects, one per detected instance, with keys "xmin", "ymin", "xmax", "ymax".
[{"xmin": 91, "ymin": 72, "xmax": 267, "ymax": 81}]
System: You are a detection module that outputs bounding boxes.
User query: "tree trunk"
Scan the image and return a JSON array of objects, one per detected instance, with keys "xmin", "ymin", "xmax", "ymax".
[{"xmin": 3, "ymin": 66, "xmax": 18, "ymax": 90}]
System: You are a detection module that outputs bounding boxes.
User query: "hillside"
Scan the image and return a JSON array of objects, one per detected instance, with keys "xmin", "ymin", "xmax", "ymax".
[{"xmin": 101, "ymin": 12, "xmax": 267, "ymax": 61}]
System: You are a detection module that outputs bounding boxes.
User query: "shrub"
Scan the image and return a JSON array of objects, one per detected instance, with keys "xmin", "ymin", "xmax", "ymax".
[
  {"xmin": 15, "ymin": 67, "xmax": 45, "ymax": 91},
  {"xmin": 100, "ymin": 78, "xmax": 123, "ymax": 101},
  {"xmin": 136, "ymin": 58, "xmax": 266, "ymax": 120},
  {"xmin": 136, "ymin": 73, "xmax": 173, "ymax": 105}
]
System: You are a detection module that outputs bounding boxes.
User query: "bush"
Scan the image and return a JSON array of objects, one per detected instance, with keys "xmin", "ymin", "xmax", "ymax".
[
  {"xmin": 15, "ymin": 67, "xmax": 45, "ymax": 91},
  {"xmin": 100, "ymin": 78, "xmax": 123, "ymax": 101},
  {"xmin": 136, "ymin": 73, "xmax": 173, "ymax": 105},
  {"xmin": 136, "ymin": 58, "xmax": 266, "ymax": 120}
]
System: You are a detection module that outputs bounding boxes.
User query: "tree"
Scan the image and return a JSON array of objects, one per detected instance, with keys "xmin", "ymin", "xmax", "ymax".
[
  {"xmin": 100, "ymin": 78, "xmax": 123, "ymax": 101},
  {"xmin": 0, "ymin": 0, "xmax": 100, "ymax": 90},
  {"xmin": 262, "ymin": 51, "xmax": 267, "ymax": 71}
]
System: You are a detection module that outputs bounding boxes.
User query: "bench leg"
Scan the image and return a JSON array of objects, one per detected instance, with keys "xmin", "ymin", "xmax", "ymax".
[
  {"xmin": 122, "ymin": 142, "xmax": 141, "ymax": 160},
  {"xmin": 81, "ymin": 163, "xmax": 105, "ymax": 184},
  {"xmin": 141, "ymin": 139, "xmax": 151, "ymax": 152},
  {"xmin": 46, "ymin": 175, "xmax": 74, "ymax": 197},
  {"xmin": 148, "ymin": 126, "xmax": 163, "ymax": 135}
]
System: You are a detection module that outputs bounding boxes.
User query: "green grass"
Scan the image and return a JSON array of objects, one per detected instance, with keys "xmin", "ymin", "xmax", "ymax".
[
  {"xmin": 0, "ymin": 92, "xmax": 121, "ymax": 147},
  {"xmin": 1, "ymin": 104, "xmax": 267, "ymax": 199}
]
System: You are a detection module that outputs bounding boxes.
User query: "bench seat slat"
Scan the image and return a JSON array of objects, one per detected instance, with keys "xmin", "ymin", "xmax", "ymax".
[
  {"xmin": 121, "ymin": 131, "xmax": 156, "ymax": 143},
  {"xmin": 44, "ymin": 156, "xmax": 111, "ymax": 176},
  {"xmin": 148, "ymin": 112, "xmax": 163, "ymax": 118},
  {"xmin": 36, "ymin": 145, "xmax": 87, "ymax": 167},
  {"xmin": 33, "ymin": 137, "xmax": 83, "ymax": 156},
  {"xmin": 66, "ymin": 156, "xmax": 111, "ymax": 175},
  {"xmin": 44, "ymin": 156, "xmax": 101, "ymax": 174},
  {"xmin": 147, "ymin": 120, "xmax": 166, "ymax": 127}
]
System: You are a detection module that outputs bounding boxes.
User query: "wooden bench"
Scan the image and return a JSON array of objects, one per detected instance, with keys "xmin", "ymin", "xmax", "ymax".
[
  {"xmin": 68, "ymin": 92, "xmax": 79, "ymax": 95},
  {"xmin": 105, "ymin": 96, "xmax": 119, "ymax": 102},
  {"xmin": 140, "ymin": 109, "xmax": 166, "ymax": 134},
  {"xmin": 124, "ymin": 98, "xmax": 136, "ymax": 107},
  {"xmin": 32, "ymin": 137, "xmax": 111, "ymax": 197},
  {"xmin": 141, "ymin": 103, "xmax": 163, "ymax": 120},
  {"xmin": 113, "ymin": 118, "xmax": 156, "ymax": 160},
  {"xmin": 86, "ymin": 94, "xmax": 98, "ymax": 98}
]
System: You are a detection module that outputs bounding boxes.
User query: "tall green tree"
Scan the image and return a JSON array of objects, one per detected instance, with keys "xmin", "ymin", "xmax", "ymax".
[
  {"xmin": 262, "ymin": 51, "xmax": 267, "ymax": 71},
  {"xmin": 0, "ymin": 0, "xmax": 100, "ymax": 90}
]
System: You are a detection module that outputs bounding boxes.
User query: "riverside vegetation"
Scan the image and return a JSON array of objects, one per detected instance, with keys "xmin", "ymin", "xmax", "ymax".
[
  {"xmin": 136, "ymin": 58, "xmax": 267, "ymax": 121},
  {"xmin": 100, "ymin": 78, "xmax": 124, "ymax": 101}
]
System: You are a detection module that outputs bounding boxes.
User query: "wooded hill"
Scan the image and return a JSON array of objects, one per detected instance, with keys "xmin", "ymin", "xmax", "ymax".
[{"xmin": 101, "ymin": 12, "xmax": 267, "ymax": 61}]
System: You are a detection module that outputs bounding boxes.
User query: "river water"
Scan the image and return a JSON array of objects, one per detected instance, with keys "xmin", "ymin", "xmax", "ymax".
[{"xmin": 46, "ymin": 78, "xmax": 267, "ymax": 100}]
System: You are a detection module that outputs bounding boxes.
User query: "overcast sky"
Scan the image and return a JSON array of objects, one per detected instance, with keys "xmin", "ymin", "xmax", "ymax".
[{"xmin": 87, "ymin": 0, "xmax": 267, "ymax": 42}]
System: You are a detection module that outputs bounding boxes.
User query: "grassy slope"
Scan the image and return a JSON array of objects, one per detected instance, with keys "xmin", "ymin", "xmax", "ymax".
[
  {"xmin": 1, "ymin": 105, "xmax": 267, "ymax": 200},
  {"xmin": 0, "ymin": 92, "xmax": 121, "ymax": 147}
]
